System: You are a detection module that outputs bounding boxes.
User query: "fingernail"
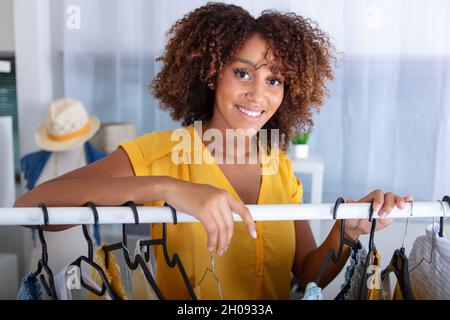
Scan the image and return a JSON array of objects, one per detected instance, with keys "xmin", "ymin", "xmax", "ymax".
[
  {"xmin": 374, "ymin": 204, "xmax": 381, "ymax": 213},
  {"xmin": 399, "ymin": 201, "xmax": 405, "ymax": 209},
  {"xmin": 218, "ymin": 249, "xmax": 224, "ymax": 256},
  {"xmin": 379, "ymin": 211, "xmax": 386, "ymax": 219},
  {"xmin": 251, "ymin": 230, "xmax": 258, "ymax": 239},
  {"xmin": 208, "ymin": 246, "xmax": 213, "ymax": 253}
]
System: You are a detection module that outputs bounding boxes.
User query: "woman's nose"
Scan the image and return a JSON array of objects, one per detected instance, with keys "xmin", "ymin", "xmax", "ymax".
[{"xmin": 245, "ymin": 82, "xmax": 265, "ymax": 105}]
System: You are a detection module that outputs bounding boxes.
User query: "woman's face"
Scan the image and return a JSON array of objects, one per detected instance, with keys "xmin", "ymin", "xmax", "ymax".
[{"xmin": 210, "ymin": 33, "xmax": 285, "ymax": 135}]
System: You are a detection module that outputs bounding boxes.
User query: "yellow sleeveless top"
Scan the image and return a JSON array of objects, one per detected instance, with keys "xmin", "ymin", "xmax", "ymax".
[{"xmin": 120, "ymin": 125, "xmax": 303, "ymax": 300}]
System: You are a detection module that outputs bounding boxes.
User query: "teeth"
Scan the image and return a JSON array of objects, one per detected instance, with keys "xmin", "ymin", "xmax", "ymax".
[{"xmin": 237, "ymin": 105, "xmax": 263, "ymax": 117}]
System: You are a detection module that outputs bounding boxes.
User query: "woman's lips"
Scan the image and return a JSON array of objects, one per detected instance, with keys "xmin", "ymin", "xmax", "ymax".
[{"xmin": 235, "ymin": 104, "xmax": 265, "ymax": 122}]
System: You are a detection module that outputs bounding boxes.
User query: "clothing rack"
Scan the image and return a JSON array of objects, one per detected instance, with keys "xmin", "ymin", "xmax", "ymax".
[{"xmin": 1, "ymin": 201, "xmax": 449, "ymax": 225}]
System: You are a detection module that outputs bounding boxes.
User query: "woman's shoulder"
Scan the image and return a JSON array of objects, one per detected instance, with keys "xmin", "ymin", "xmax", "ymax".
[
  {"xmin": 120, "ymin": 125, "xmax": 193, "ymax": 166},
  {"xmin": 258, "ymin": 142, "xmax": 293, "ymax": 175},
  {"xmin": 275, "ymin": 150, "xmax": 303, "ymax": 204}
]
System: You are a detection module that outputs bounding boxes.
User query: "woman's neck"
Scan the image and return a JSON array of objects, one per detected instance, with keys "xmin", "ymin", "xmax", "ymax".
[{"xmin": 201, "ymin": 120, "xmax": 259, "ymax": 165}]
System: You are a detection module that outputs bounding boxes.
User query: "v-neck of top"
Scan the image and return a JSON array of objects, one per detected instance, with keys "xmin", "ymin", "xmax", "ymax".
[{"xmin": 190, "ymin": 125, "xmax": 266, "ymax": 205}]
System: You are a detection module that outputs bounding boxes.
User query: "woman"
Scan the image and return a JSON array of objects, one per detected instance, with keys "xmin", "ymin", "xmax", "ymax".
[{"xmin": 15, "ymin": 3, "xmax": 412, "ymax": 299}]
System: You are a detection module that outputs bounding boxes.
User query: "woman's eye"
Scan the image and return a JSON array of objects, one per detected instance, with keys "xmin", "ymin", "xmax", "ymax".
[
  {"xmin": 268, "ymin": 78, "xmax": 282, "ymax": 86},
  {"xmin": 233, "ymin": 68, "xmax": 251, "ymax": 81}
]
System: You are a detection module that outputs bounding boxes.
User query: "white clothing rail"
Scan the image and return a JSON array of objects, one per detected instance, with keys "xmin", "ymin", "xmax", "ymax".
[{"xmin": 0, "ymin": 202, "xmax": 449, "ymax": 226}]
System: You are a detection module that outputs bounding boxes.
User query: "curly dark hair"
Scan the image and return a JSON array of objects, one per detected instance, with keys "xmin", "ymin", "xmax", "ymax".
[{"xmin": 151, "ymin": 2, "xmax": 335, "ymax": 151}]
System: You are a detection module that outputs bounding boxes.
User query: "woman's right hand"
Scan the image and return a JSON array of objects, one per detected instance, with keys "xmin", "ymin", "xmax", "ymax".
[{"xmin": 164, "ymin": 177, "xmax": 257, "ymax": 256}]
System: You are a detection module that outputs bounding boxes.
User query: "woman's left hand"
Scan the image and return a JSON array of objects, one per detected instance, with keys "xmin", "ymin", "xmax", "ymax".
[{"xmin": 343, "ymin": 189, "xmax": 414, "ymax": 240}]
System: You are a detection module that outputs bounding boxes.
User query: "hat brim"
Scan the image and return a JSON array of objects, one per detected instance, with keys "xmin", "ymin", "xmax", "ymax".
[{"xmin": 35, "ymin": 115, "xmax": 101, "ymax": 152}]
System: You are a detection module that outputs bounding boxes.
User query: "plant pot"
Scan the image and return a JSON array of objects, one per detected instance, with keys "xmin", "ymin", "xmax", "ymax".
[{"xmin": 294, "ymin": 144, "xmax": 309, "ymax": 159}]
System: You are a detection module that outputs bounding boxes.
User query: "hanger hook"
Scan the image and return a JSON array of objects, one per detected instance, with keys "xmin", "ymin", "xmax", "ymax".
[
  {"xmin": 85, "ymin": 202, "xmax": 99, "ymax": 226},
  {"xmin": 368, "ymin": 199, "xmax": 377, "ymax": 252},
  {"xmin": 333, "ymin": 197, "xmax": 345, "ymax": 220},
  {"xmin": 401, "ymin": 218, "xmax": 409, "ymax": 250},
  {"xmin": 83, "ymin": 202, "xmax": 100, "ymax": 260},
  {"xmin": 85, "ymin": 201, "xmax": 101, "ymax": 246},
  {"xmin": 38, "ymin": 203, "xmax": 50, "ymax": 264},
  {"xmin": 440, "ymin": 196, "xmax": 449, "ymax": 237},
  {"xmin": 125, "ymin": 201, "xmax": 140, "ymax": 225},
  {"xmin": 334, "ymin": 197, "xmax": 347, "ymax": 259},
  {"xmin": 368, "ymin": 199, "xmax": 375, "ymax": 222},
  {"xmin": 400, "ymin": 199, "xmax": 414, "ymax": 249},
  {"xmin": 38, "ymin": 203, "xmax": 50, "ymax": 226},
  {"xmin": 442, "ymin": 196, "xmax": 449, "ymax": 218},
  {"xmin": 121, "ymin": 201, "xmax": 140, "ymax": 249},
  {"xmin": 164, "ymin": 202, "xmax": 178, "ymax": 225}
]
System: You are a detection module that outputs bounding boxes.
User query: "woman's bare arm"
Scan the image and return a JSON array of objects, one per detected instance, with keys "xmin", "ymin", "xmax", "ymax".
[
  {"xmin": 292, "ymin": 190, "xmax": 408, "ymax": 289},
  {"xmin": 13, "ymin": 147, "xmax": 256, "ymax": 254},
  {"xmin": 14, "ymin": 148, "xmax": 171, "ymax": 231},
  {"xmin": 292, "ymin": 220, "xmax": 352, "ymax": 289},
  {"xmin": 14, "ymin": 148, "xmax": 169, "ymax": 208}
]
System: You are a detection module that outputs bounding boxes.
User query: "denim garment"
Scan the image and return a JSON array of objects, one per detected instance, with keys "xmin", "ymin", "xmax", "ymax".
[
  {"xmin": 16, "ymin": 273, "xmax": 43, "ymax": 300},
  {"xmin": 301, "ymin": 282, "xmax": 323, "ymax": 300}
]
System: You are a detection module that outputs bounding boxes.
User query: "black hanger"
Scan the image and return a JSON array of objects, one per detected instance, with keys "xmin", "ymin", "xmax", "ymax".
[
  {"xmin": 102, "ymin": 201, "xmax": 167, "ymax": 300},
  {"xmin": 359, "ymin": 199, "xmax": 378, "ymax": 300},
  {"xmin": 440, "ymin": 195, "xmax": 449, "ymax": 238},
  {"xmin": 380, "ymin": 248, "xmax": 415, "ymax": 300},
  {"xmin": 30, "ymin": 203, "xmax": 58, "ymax": 300},
  {"xmin": 315, "ymin": 197, "xmax": 351, "ymax": 286},
  {"xmin": 67, "ymin": 202, "xmax": 121, "ymax": 299},
  {"xmin": 367, "ymin": 199, "xmax": 377, "ymax": 254},
  {"xmin": 380, "ymin": 207, "xmax": 415, "ymax": 300},
  {"xmin": 333, "ymin": 197, "xmax": 366, "ymax": 300},
  {"xmin": 138, "ymin": 202, "xmax": 198, "ymax": 300}
]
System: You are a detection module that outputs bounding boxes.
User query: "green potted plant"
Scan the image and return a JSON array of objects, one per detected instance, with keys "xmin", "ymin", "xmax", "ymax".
[{"xmin": 291, "ymin": 131, "xmax": 309, "ymax": 159}]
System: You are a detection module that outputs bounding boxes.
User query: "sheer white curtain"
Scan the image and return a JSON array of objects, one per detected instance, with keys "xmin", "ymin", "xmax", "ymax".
[
  {"xmin": 62, "ymin": 0, "xmax": 450, "ymax": 202},
  {"xmin": 63, "ymin": 0, "xmax": 207, "ymax": 134}
]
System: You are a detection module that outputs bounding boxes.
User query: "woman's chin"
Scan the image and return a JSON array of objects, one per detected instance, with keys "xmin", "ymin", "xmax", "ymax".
[{"xmin": 227, "ymin": 123, "xmax": 260, "ymax": 137}]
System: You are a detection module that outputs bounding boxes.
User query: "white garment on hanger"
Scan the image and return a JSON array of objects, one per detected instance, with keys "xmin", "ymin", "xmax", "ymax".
[
  {"xmin": 409, "ymin": 223, "xmax": 450, "ymax": 299},
  {"xmin": 37, "ymin": 146, "xmax": 86, "ymax": 183},
  {"xmin": 131, "ymin": 239, "xmax": 159, "ymax": 300},
  {"xmin": 54, "ymin": 265, "xmax": 72, "ymax": 300},
  {"xmin": 54, "ymin": 264, "xmax": 112, "ymax": 300}
]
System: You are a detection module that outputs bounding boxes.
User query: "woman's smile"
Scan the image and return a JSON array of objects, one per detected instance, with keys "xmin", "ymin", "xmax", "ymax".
[{"xmin": 234, "ymin": 104, "xmax": 266, "ymax": 122}]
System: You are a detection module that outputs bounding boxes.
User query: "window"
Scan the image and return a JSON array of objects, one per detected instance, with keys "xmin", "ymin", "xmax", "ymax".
[{"xmin": 0, "ymin": 57, "xmax": 20, "ymax": 180}]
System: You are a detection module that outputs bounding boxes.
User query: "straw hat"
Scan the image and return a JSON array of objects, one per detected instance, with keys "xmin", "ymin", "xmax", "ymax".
[{"xmin": 35, "ymin": 98, "xmax": 100, "ymax": 152}]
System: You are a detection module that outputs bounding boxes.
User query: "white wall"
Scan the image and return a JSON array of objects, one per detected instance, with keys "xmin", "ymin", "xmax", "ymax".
[
  {"xmin": 14, "ymin": 0, "xmax": 64, "ymax": 157},
  {"xmin": 0, "ymin": 0, "xmax": 14, "ymax": 53},
  {"xmin": 12, "ymin": 0, "xmax": 64, "ymax": 284},
  {"xmin": 0, "ymin": 0, "xmax": 20, "ymax": 298},
  {"xmin": 0, "ymin": 0, "xmax": 65, "ymax": 293},
  {"xmin": 0, "ymin": 117, "xmax": 18, "ymax": 298}
]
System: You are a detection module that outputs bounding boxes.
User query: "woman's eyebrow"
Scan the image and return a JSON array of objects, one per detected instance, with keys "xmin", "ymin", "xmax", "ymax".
[
  {"xmin": 234, "ymin": 57, "xmax": 281, "ymax": 75},
  {"xmin": 234, "ymin": 57, "xmax": 259, "ymax": 68}
]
